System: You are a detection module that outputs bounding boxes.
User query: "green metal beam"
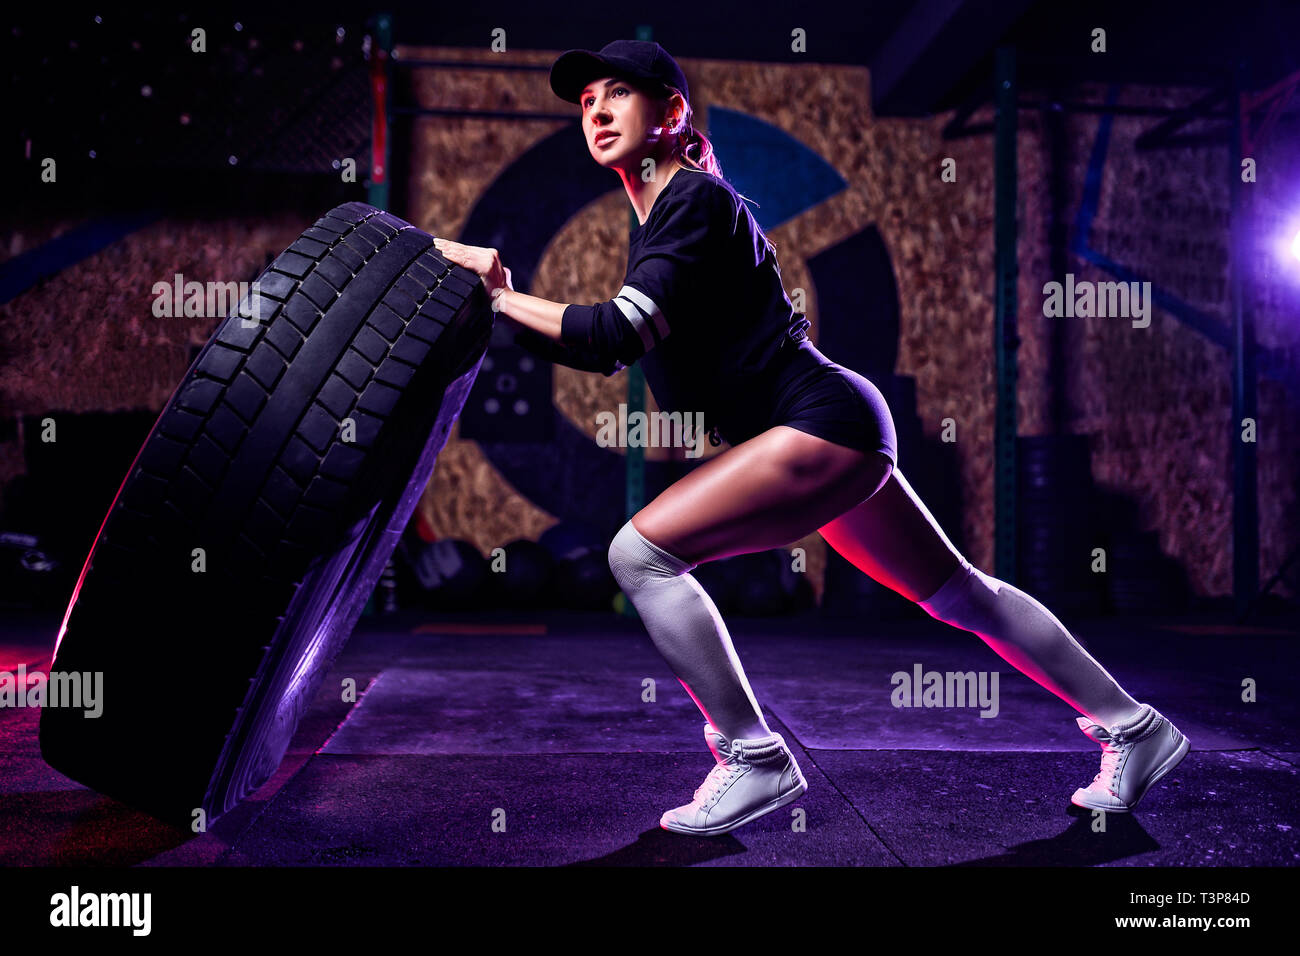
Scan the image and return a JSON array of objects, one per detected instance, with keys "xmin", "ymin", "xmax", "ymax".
[
  {"xmin": 993, "ymin": 46, "xmax": 1019, "ymax": 586},
  {"xmin": 618, "ymin": 25, "xmax": 656, "ymax": 619},
  {"xmin": 1229, "ymin": 60, "xmax": 1259, "ymax": 619}
]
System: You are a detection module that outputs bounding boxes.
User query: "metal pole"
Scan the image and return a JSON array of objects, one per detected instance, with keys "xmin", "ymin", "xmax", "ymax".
[
  {"xmin": 619, "ymin": 23, "xmax": 655, "ymax": 618},
  {"xmin": 994, "ymin": 46, "xmax": 1020, "ymax": 586},
  {"xmin": 1045, "ymin": 92, "xmax": 1069, "ymax": 437},
  {"xmin": 367, "ymin": 14, "xmax": 393, "ymax": 210},
  {"xmin": 1229, "ymin": 59, "xmax": 1259, "ymax": 619}
]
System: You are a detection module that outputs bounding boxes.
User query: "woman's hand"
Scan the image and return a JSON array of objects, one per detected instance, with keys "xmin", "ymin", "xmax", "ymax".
[{"xmin": 432, "ymin": 238, "xmax": 513, "ymax": 310}]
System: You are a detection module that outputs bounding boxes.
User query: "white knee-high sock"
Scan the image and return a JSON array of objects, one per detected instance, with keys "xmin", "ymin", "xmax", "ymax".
[
  {"xmin": 918, "ymin": 557, "xmax": 1143, "ymax": 729},
  {"xmin": 607, "ymin": 520, "xmax": 772, "ymax": 744}
]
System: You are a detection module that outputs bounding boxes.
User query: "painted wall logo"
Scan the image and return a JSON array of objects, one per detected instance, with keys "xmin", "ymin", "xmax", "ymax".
[
  {"xmin": 0, "ymin": 665, "xmax": 102, "ymax": 717},
  {"xmin": 49, "ymin": 886, "xmax": 151, "ymax": 936},
  {"xmin": 595, "ymin": 403, "xmax": 709, "ymax": 459},
  {"xmin": 1042, "ymin": 273, "xmax": 1153, "ymax": 328},
  {"xmin": 891, "ymin": 664, "xmax": 1000, "ymax": 718}
]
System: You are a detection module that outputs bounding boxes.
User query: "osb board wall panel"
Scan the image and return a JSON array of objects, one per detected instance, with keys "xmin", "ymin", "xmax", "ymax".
[
  {"xmin": 401, "ymin": 47, "xmax": 1300, "ymax": 601},
  {"xmin": 0, "ymin": 53, "xmax": 1292, "ymax": 604},
  {"xmin": 0, "ymin": 212, "xmax": 310, "ymax": 494},
  {"xmin": 399, "ymin": 46, "xmax": 1001, "ymax": 603},
  {"xmin": 1017, "ymin": 83, "xmax": 1299, "ymax": 599}
]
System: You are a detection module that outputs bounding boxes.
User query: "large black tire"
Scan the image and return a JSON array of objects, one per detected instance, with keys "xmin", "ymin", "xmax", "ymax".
[{"xmin": 39, "ymin": 201, "xmax": 493, "ymax": 827}]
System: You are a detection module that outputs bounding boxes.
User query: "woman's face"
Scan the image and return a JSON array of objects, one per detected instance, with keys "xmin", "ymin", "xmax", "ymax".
[{"xmin": 579, "ymin": 76, "xmax": 680, "ymax": 173}]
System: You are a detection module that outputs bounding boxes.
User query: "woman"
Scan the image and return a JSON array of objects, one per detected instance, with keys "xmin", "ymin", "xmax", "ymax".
[{"xmin": 432, "ymin": 39, "xmax": 1189, "ymax": 837}]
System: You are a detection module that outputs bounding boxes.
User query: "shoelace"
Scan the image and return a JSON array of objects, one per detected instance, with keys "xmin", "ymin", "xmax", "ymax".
[
  {"xmin": 1090, "ymin": 728, "xmax": 1124, "ymax": 793},
  {"xmin": 692, "ymin": 745, "xmax": 745, "ymax": 806}
]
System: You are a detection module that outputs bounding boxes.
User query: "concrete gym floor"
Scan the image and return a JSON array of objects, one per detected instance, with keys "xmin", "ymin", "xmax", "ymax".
[{"xmin": 2, "ymin": 605, "xmax": 1297, "ymax": 867}]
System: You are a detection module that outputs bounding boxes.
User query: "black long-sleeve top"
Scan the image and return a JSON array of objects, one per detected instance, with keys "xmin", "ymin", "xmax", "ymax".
[{"xmin": 521, "ymin": 166, "xmax": 812, "ymax": 444}]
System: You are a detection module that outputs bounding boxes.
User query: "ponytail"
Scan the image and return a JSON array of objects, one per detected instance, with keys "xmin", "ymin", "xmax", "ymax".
[
  {"xmin": 660, "ymin": 86, "xmax": 777, "ymax": 258},
  {"xmin": 677, "ymin": 123, "xmax": 724, "ymax": 179}
]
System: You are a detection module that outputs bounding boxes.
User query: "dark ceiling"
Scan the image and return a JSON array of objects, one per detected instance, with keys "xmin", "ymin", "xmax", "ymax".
[{"xmin": 5, "ymin": 1, "xmax": 1297, "ymax": 190}]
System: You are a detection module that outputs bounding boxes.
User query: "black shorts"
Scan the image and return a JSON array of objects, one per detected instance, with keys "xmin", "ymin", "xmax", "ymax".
[{"xmin": 718, "ymin": 339, "xmax": 898, "ymax": 467}]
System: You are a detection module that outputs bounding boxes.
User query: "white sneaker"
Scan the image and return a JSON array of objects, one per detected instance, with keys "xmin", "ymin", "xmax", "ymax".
[
  {"xmin": 1071, "ymin": 703, "xmax": 1190, "ymax": 812},
  {"xmin": 660, "ymin": 723, "xmax": 807, "ymax": 836}
]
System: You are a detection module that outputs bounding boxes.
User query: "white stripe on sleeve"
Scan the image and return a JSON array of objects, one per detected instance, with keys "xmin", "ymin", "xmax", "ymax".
[
  {"xmin": 613, "ymin": 296, "xmax": 656, "ymax": 351},
  {"xmin": 616, "ymin": 285, "xmax": 670, "ymax": 342}
]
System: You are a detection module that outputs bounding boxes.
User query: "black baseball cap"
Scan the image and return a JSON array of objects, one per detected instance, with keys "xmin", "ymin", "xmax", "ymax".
[{"xmin": 550, "ymin": 40, "xmax": 689, "ymax": 106}]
